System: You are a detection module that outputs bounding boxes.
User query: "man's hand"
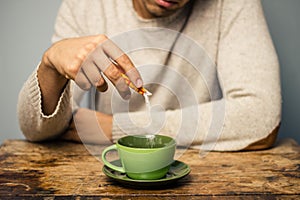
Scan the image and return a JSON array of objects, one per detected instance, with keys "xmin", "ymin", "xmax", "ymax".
[
  {"xmin": 60, "ymin": 108, "xmax": 113, "ymax": 144},
  {"xmin": 38, "ymin": 34, "xmax": 143, "ymax": 114},
  {"xmin": 43, "ymin": 34, "xmax": 142, "ymax": 96}
]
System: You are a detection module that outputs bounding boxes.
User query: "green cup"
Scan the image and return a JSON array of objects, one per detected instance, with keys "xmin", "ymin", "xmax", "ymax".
[{"xmin": 102, "ymin": 135, "xmax": 176, "ymax": 180}]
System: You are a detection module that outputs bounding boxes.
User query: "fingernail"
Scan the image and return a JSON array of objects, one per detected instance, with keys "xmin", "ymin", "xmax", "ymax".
[{"xmin": 135, "ymin": 78, "xmax": 143, "ymax": 88}]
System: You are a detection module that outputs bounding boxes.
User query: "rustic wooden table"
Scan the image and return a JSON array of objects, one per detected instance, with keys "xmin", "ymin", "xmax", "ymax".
[{"xmin": 0, "ymin": 139, "xmax": 299, "ymax": 199}]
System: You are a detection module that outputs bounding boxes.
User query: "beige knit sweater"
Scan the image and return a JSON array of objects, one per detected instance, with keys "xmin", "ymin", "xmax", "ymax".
[{"xmin": 17, "ymin": 0, "xmax": 281, "ymax": 151}]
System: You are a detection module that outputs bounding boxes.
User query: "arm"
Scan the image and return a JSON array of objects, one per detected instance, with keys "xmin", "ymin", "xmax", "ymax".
[
  {"xmin": 214, "ymin": 0, "xmax": 281, "ymax": 150},
  {"xmin": 17, "ymin": 0, "xmax": 78, "ymax": 141},
  {"xmin": 18, "ymin": 0, "xmax": 142, "ymax": 142},
  {"xmin": 112, "ymin": 0, "xmax": 281, "ymax": 151}
]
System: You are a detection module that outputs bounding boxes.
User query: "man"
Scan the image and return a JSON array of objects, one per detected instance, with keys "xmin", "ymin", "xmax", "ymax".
[{"xmin": 18, "ymin": 0, "xmax": 281, "ymax": 151}]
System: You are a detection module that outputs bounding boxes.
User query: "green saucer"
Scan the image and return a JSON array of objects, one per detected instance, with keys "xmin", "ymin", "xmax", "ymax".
[{"xmin": 102, "ymin": 160, "xmax": 190, "ymax": 188}]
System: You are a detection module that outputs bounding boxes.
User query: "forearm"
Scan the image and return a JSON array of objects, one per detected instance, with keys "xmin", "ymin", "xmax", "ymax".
[
  {"xmin": 37, "ymin": 55, "xmax": 69, "ymax": 115},
  {"xmin": 112, "ymin": 95, "xmax": 281, "ymax": 151}
]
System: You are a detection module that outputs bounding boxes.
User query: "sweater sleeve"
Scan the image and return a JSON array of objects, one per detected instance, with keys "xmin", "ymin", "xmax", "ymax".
[
  {"xmin": 112, "ymin": 0, "xmax": 281, "ymax": 151},
  {"xmin": 17, "ymin": 66, "xmax": 72, "ymax": 141}
]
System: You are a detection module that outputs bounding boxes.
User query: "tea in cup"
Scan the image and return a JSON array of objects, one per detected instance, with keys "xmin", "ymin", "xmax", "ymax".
[{"xmin": 101, "ymin": 134, "xmax": 176, "ymax": 180}]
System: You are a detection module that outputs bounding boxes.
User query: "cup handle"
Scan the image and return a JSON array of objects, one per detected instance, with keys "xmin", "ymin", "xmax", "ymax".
[{"xmin": 101, "ymin": 144, "xmax": 125, "ymax": 173}]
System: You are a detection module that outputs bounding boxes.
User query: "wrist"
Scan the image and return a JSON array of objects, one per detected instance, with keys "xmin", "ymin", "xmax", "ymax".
[
  {"xmin": 40, "ymin": 51, "xmax": 67, "ymax": 83},
  {"xmin": 41, "ymin": 49, "xmax": 54, "ymax": 69}
]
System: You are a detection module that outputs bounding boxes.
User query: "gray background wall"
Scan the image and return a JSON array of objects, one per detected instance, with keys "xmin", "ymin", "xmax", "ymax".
[{"xmin": 0, "ymin": 0, "xmax": 299, "ymax": 144}]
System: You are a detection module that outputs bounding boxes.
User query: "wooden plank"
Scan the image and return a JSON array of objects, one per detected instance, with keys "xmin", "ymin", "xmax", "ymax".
[{"xmin": 0, "ymin": 139, "xmax": 299, "ymax": 198}]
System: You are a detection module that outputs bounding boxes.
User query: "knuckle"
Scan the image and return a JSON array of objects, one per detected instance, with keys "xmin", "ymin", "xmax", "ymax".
[
  {"xmin": 75, "ymin": 53, "xmax": 86, "ymax": 62},
  {"xmin": 106, "ymin": 66, "xmax": 121, "ymax": 81},
  {"xmin": 84, "ymin": 42, "xmax": 97, "ymax": 52},
  {"xmin": 96, "ymin": 76, "xmax": 105, "ymax": 86},
  {"xmin": 73, "ymin": 49, "xmax": 90, "ymax": 66},
  {"xmin": 67, "ymin": 63, "xmax": 80, "ymax": 76},
  {"xmin": 117, "ymin": 55, "xmax": 131, "ymax": 66},
  {"xmin": 95, "ymin": 34, "xmax": 108, "ymax": 44}
]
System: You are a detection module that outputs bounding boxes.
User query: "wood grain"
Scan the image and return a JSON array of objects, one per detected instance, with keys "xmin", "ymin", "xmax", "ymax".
[{"xmin": 0, "ymin": 139, "xmax": 299, "ymax": 199}]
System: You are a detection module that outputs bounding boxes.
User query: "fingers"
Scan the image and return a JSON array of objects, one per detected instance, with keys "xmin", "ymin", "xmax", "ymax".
[
  {"xmin": 75, "ymin": 69, "xmax": 92, "ymax": 90},
  {"xmin": 104, "ymin": 64, "xmax": 131, "ymax": 99},
  {"xmin": 101, "ymin": 38, "xmax": 124, "ymax": 62},
  {"xmin": 76, "ymin": 63, "xmax": 109, "ymax": 92},
  {"xmin": 76, "ymin": 54, "xmax": 131, "ymax": 99},
  {"xmin": 102, "ymin": 39, "xmax": 143, "ymax": 88},
  {"xmin": 74, "ymin": 36, "xmax": 142, "ymax": 100},
  {"xmin": 115, "ymin": 54, "xmax": 143, "ymax": 88}
]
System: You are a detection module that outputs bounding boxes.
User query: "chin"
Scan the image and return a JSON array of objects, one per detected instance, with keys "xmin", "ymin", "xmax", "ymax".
[
  {"xmin": 140, "ymin": 0, "xmax": 191, "ymax": 18},
  {"xmin": 146, "ymin": 3, "xmax": 179, "ymax": 17},
  {"xmin": 149, "ymin": 9, "xmax": 173, "ymax": 18}
]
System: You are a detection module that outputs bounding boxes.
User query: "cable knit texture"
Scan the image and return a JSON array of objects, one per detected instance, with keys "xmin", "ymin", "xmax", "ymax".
[{"xmin": 17, "ymin": 0, "xmax": 281, "ymax": 151}]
